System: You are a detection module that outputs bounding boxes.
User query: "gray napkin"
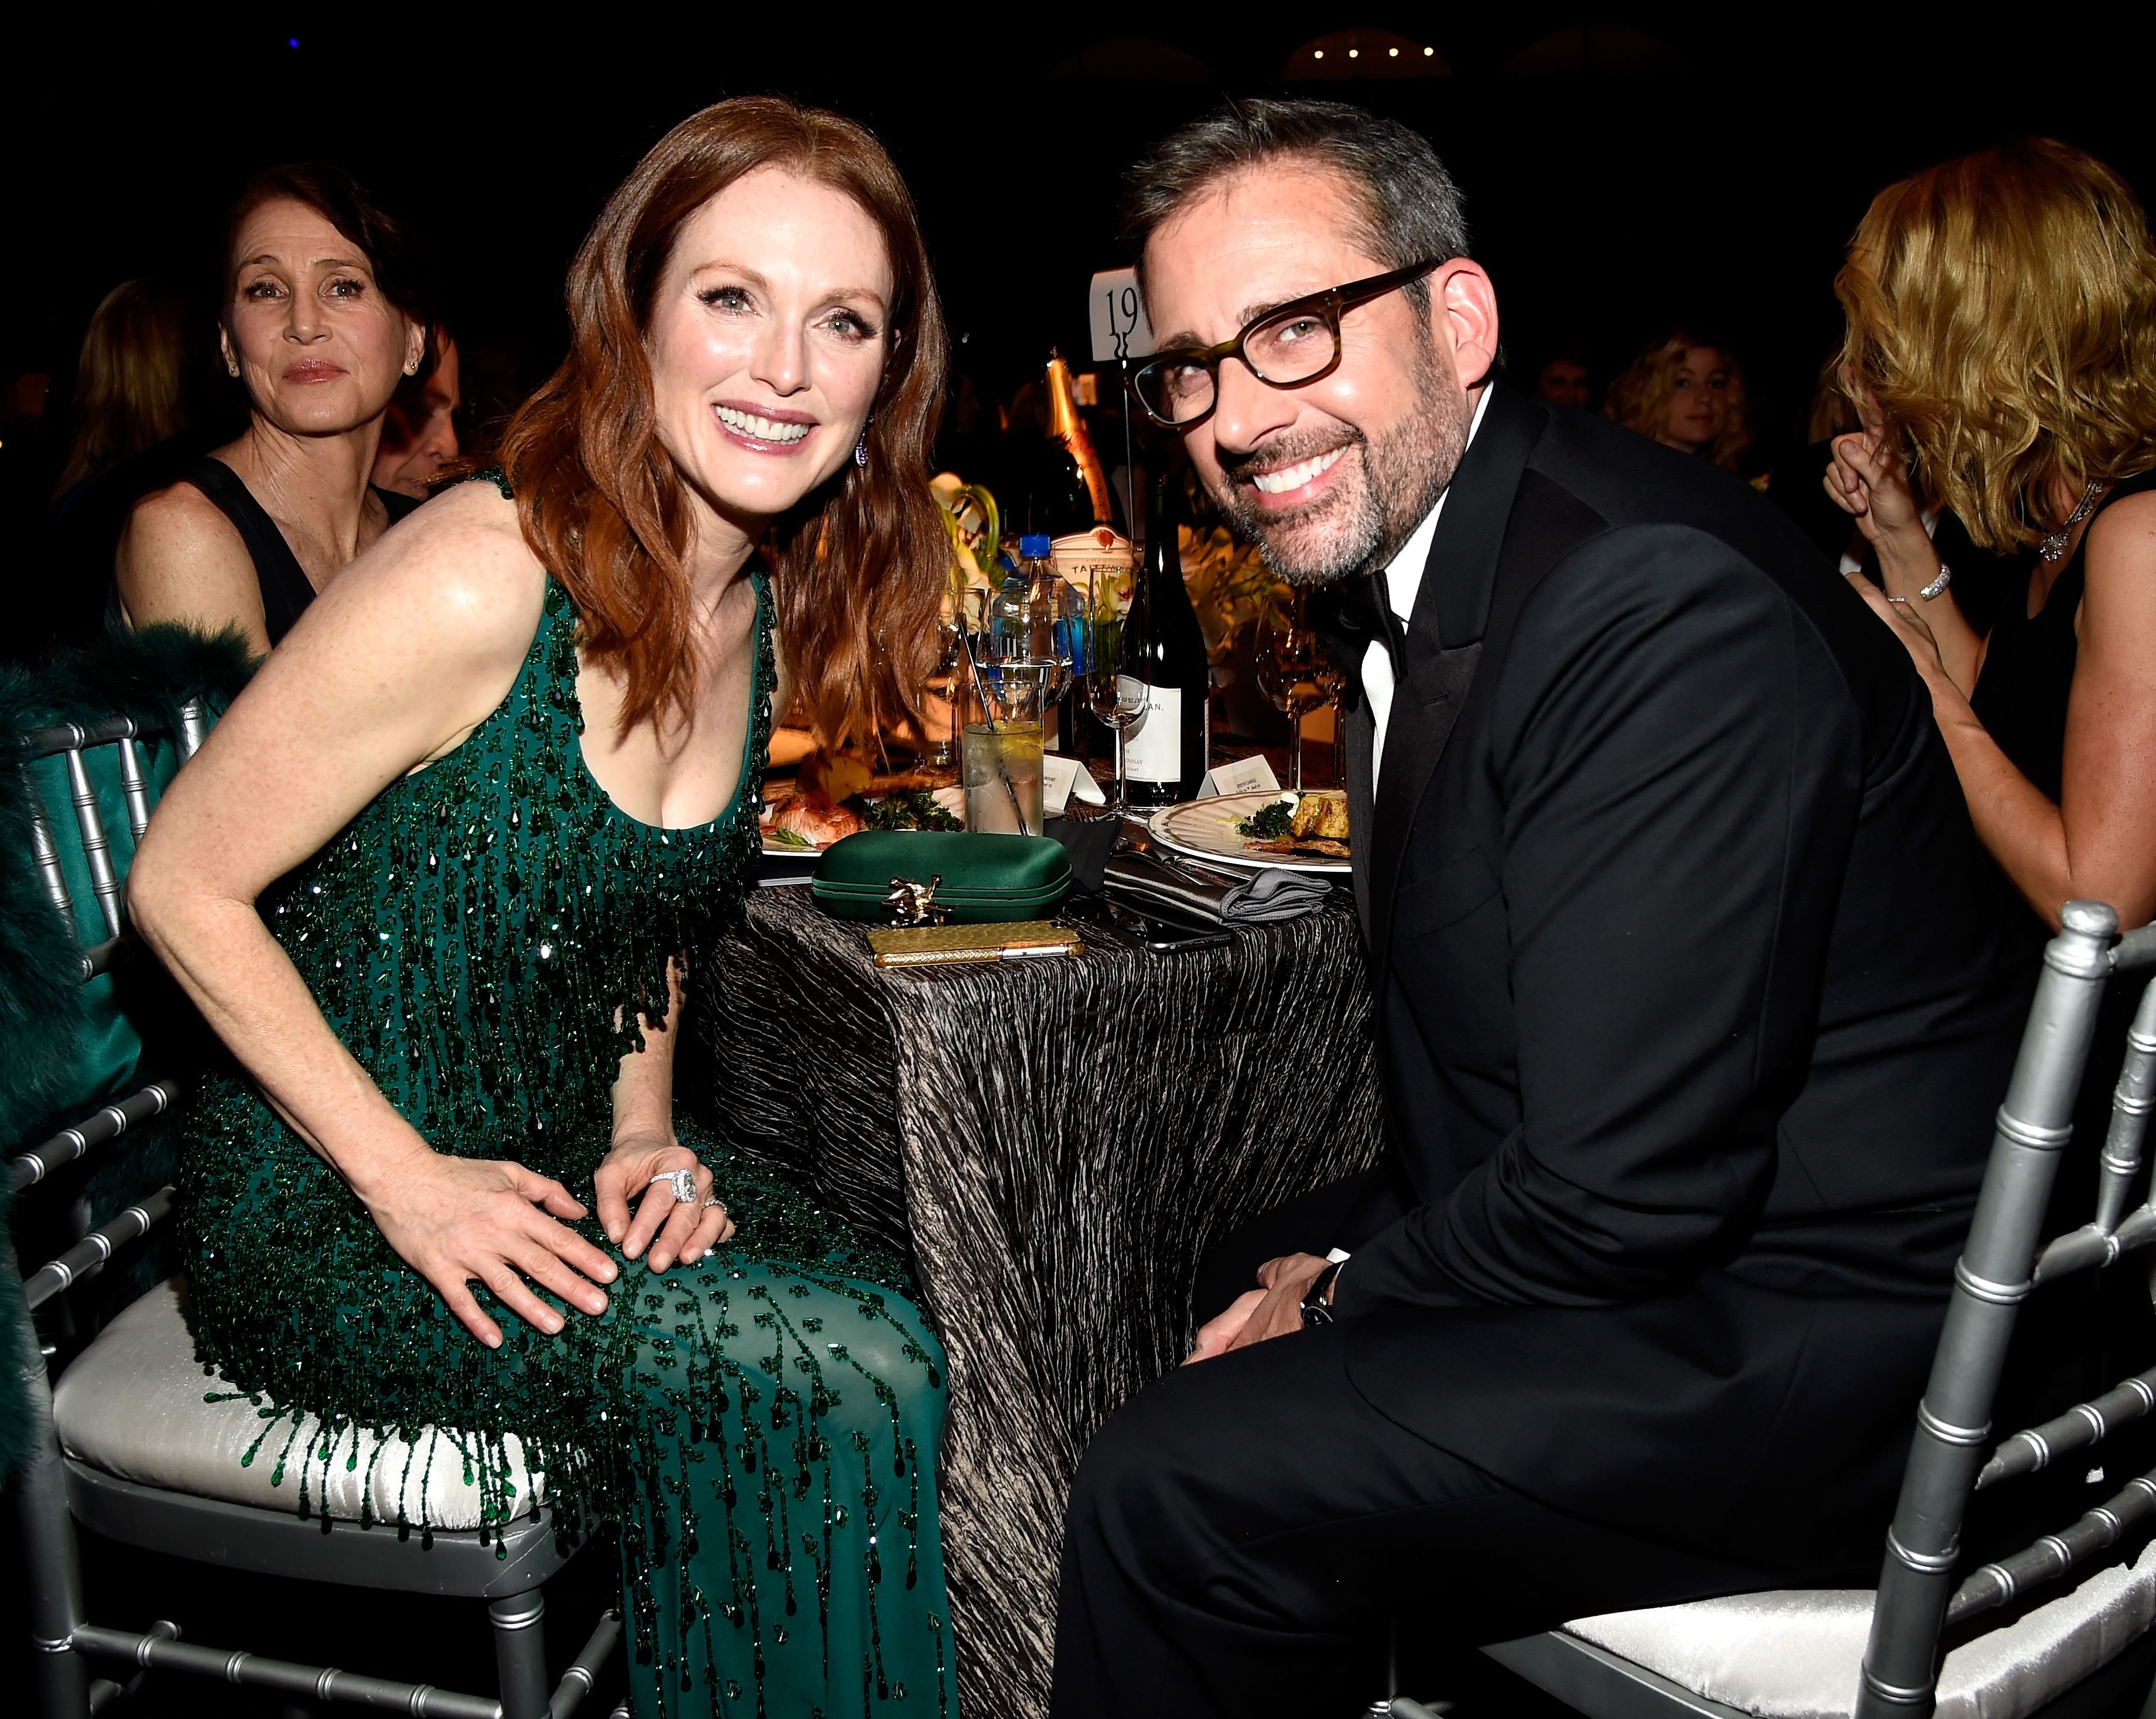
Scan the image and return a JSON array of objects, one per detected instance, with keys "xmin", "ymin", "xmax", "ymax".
[{"xmin": 1104, "ymin": 848, "xmax": 1333, "ymax": 925}]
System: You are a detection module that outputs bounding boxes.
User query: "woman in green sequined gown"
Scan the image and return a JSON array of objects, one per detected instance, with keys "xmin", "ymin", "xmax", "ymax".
[{"xmin": 130, "ymin": 101, "xmax": 962, "ymax": 1718}]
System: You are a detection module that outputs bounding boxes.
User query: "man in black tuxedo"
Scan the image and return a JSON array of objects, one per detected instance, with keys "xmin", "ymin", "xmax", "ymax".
[{"xmin": 1052, "ymin": 101, "xmax": 2031, "ymax": 1716}]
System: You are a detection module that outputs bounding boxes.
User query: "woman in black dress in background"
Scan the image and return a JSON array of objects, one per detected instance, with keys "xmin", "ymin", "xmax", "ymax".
[
  {"xmin": 116, "ymin": 164, "xmax": 430, "ymax": 653},
  {"xmin": 1827, "ymin": 138, "xmax": 2156, "ymax": 939}
]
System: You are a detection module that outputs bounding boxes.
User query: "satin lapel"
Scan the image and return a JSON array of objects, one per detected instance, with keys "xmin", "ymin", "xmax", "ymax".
[
  {"xmin": 1367, "ymin": 388, "xmax": 1543, "ymax": 968},
  {"xmin": 1344, "ymin": 694, "xmax": 1375, "ymax": 941}
]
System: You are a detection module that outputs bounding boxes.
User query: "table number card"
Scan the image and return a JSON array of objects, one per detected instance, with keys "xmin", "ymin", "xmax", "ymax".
[{"xmin": 1089, "ymin": 268, "xmax": 1155, "ymax": 364}]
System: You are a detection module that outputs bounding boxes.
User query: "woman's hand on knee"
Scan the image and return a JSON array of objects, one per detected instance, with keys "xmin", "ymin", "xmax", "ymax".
[
  {"xmin": 360, "ymin": 1153, "xmax": 618, "ymax": 1350},
  {"xmin": 596, "ymin": 1136, "xmax": 735, "ymax": 1273}
]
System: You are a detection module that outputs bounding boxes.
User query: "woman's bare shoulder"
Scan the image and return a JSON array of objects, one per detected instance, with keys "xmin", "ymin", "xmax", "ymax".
[
  {"xmin": 123, "ymin": 474, "xmax": 249, "ymax": 561},
  {"xmin": 2089, "ymin": 485, "xmax": 2156, "ymax": 547},
  {"xmin": 117, "ymin": 476, "xmax": 264, "ymax": 642},
  {"xmin": 2086, "ymin": 488, "xmax": 2156, "ymax": 598},
  {"xmin": 317, "ymin": 477, "xmax": 549, "ymax": 666}
]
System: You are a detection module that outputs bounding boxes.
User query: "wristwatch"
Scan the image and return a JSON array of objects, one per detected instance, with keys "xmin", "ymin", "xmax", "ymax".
[{"xmin": 1300, "ymin": 1262, "xmax": 1344, "ymax": 1329}]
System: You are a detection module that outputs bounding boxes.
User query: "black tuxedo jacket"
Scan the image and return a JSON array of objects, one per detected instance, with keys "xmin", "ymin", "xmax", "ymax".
[{"xmin": 1323, "ymin": 388, "xmax": 2031, "ymax": 1559}]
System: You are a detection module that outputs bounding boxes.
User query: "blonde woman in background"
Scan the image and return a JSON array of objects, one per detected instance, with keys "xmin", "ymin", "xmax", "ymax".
[
  {"xmin": 52, "ymin": 278, "xmax": 195, "ymax": 505},
  {"xmin": 1603, "ymin": 327, "xmax": 1753, "ymax": 473},
  {"xmin": 38, "ymin": 278, "xmax": 206, "ymax": 653},
  {"xmin": 1828, "ymin": 137, "xmax": 2156, "ymax": 937}
]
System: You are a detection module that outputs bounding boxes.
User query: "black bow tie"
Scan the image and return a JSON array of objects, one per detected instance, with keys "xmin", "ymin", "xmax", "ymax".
[{"xmin": 1308, "ymin": 571, "xmax": 1405, "ymax": 700}]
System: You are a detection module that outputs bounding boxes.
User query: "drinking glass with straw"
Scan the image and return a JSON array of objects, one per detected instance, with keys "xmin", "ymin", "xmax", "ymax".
[{"xmin": 960, "ymin": 632, "xmax": 1043, "ymax": 835}]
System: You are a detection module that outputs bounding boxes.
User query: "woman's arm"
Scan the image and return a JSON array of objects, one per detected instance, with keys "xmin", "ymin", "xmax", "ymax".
[
  {"xmin": 115, "ymin": 482, "xmax": 275, "ymax": 656},
  {"xmin": 129, "ymin": 482, "xmax": 621, "ymax": 1347},
  {"xmin": 1826, "ymin": 429, "xmax": 1987, "ymax": 694},
  {"xmin": 592, "ymin": 960, "xmax": 735, "ymax": 1273},
  {"xmin": 1848, "ymin": 491, "xmax": 2156, "ymax": 931}
]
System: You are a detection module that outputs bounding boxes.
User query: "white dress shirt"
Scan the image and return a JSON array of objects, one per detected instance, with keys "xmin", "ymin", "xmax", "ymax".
[{"xmin": 1366, "ymin": 388, "xmax": 1490, "ymax": 789}]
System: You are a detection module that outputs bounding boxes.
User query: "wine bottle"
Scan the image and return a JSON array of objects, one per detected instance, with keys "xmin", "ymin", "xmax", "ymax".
[
  {"xmin": 1032, "ymin": 353, "xmax": 1124, "ymax": 759},
  {"xmin": 1120, "ymin": 475, "xmax": 1209, "ymax": 806},
  {"xmin": 1024, "ymin": 352, "xmax": 1108, "ymax": 537},
  {"xmin": 1046, "ymin": 352, "xmax": 1114, "ymax": 525}
]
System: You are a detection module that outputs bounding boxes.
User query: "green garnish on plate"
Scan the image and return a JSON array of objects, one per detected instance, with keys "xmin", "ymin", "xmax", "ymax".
[{"xmin": 852, "ymin": 789, "xmax": 963, "ymax": 832}]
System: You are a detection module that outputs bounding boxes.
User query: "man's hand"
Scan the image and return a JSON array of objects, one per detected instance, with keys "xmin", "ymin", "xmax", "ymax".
[
  {"xmin": 1185, "ymin": 1253, "xmax": 1333, "ymax": 1364},
  {"xmin": 1186, "ymin": 1289, "xmax": 1265, "ymax": 1364}
]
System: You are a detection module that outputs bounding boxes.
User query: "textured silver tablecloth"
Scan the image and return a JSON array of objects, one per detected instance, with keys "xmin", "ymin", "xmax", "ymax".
[{"xmin": 693, "ymin": 885, "xmax": 1383, "ymax": 1719}]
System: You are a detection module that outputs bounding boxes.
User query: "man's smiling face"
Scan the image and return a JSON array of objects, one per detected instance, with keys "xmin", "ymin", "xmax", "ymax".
[{"xmin": 1142, "ymin": 163, "xmax": 1493, "ymax": 586}]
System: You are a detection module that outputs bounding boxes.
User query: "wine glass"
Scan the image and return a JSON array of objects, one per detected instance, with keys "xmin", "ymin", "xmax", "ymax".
[
  {"xmin": 1255, "ymin": 592, "xmax": 1329, "ymax": 792},
  {"xmin": 1081, "ymin": 591, "xmax": 1148, "ymax": 816},
  {"xmin": 1313, "ymin": 655, "xmax": 1347, "ymax": 786},
  {"xmin": 925, "ymin": 614, "xmax": 966, "ymax": 771}
]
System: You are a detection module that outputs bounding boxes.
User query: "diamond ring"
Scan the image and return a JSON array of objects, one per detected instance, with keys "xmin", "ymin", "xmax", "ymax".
[{"xmin": 649, "ymin": 1169, "xmax": 698, "ymax": 1204}]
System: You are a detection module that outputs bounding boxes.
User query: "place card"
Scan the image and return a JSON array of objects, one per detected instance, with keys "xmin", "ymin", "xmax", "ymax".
[
  {"xmin": 1198, "ymin": 755, "xmax": 1281, "ymax": 799},
  {"xmin": 1042, "ymin": 755, "xmax": 1108, "ymax": 816}
]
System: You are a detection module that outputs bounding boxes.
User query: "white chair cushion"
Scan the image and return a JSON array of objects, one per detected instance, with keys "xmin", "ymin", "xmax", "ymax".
[
  {"xmin": 1566, "ymin": 1546, "xmax": 2156, "ymax": 1719},
  {"xmin": 53, "ymin": 1278, "xmax": 543, "ymax": 1532}
]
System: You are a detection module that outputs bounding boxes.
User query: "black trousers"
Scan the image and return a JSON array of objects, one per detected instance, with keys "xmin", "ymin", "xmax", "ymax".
[{"xmin": 1053, "ymin": 1175, "xmax": 1872, "ymax": 1718}]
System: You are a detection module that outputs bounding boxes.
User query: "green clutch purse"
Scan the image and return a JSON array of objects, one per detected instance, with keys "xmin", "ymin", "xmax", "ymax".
[{"xmin": 810, "ymin": 830, "xmax": 1073, "ymax": 925}]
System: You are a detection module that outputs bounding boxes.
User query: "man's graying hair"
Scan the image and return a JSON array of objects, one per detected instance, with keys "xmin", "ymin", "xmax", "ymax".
[{"xmin": 1121, "ymin": 100, "xmax": 1471, "ymax": 314}]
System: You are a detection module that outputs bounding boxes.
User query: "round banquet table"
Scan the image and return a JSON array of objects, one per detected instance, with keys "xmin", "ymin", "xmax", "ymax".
[{"xmin": 691, "ymin": 879, "xmax": 1384, "ymax": 1719}]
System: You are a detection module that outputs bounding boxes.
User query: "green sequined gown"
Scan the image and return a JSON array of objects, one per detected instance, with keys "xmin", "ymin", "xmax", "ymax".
[{"xmin": 179, "ymin": 556, "xmax": 954, "ymax": 1719}]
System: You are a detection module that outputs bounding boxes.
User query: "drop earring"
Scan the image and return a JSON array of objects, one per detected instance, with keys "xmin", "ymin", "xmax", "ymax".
[{"xmin": 854, "ymin": 420, "xmax": 871, "ymax": 468}]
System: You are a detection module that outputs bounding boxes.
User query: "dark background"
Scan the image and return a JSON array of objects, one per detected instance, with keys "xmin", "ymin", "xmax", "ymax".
[
  {"xmin": 6, "ymin": 9, "xmax": 2155, "ymax": 477},
  {"xmin": 6, "ymin": 10, "xmax": 2156, "ymax": 1714}
]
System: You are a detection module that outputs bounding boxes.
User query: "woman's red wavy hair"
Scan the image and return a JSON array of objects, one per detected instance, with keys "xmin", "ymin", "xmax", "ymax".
[{"xmin": 498, "ymin": 97, "xmax": 949, "ymax": 745}]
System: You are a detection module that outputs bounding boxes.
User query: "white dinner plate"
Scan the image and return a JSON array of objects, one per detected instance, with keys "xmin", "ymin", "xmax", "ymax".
[{"xmin": 1147, "ymin": 792, "xmax": 1352, "ymax": 875}]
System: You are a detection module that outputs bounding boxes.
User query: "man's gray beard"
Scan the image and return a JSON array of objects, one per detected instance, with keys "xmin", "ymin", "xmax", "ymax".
[{"xmin": 1214, "ymin": 344, "xmax": 1468, "ymax": 589}]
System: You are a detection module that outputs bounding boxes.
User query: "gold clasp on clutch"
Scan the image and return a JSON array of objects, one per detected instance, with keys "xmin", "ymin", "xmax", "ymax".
[{"xmin": 884, "ymin": 874, "xmax": 952, "ymax": 927}]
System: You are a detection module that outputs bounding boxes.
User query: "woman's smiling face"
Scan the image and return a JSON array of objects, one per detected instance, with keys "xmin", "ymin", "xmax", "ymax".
[
  {"xmin": 1661, "ymin": 345, "xmax": 1730, "ymax": 451},
  {"xmin": 645, "ymin": 166, "xmax": 894, "ymax": 529}
]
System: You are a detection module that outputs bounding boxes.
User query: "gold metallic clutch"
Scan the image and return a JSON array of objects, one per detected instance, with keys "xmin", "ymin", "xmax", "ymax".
[{"xmin": 865, "ymin": 921, "xmax": 1084, "ymax": 968}]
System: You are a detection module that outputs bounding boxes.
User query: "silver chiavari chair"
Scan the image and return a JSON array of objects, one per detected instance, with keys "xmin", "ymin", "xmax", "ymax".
[
  {"xmin": 1473, "ymin": 902, "xmax": 2156, "ymax": 1719},
  {"xmin": 8, "ymin": 700, "xmax": 623, "ymax": 1719}
]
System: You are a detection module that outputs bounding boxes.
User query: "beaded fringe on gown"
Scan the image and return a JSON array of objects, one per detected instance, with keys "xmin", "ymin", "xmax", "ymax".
[{"xmin": 177, "ymin": 523, "xmax": 954, "ymax": 1718}]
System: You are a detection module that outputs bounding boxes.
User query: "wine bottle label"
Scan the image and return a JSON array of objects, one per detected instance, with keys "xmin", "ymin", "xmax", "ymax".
[{"xmin": 1118, "ymin": 678, "xmax": 1183, "ymax": 781}]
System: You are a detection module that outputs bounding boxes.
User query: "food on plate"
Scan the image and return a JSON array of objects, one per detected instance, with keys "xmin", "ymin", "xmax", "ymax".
[
  {"xmin": 764, "ymin": 786, "xmax": 962, "ymax": 851},
  {"xmin": 798, "ymin": 748, "xmax": 875, "ymax": 806},
  {"xmin": 1291, "ymin": 790, "xmax": 1349, "ymax": 841},
  {"xmin": 857, "ymin": 789, "xmax": 963, "ymax": 832},
  {"xmin": 771, "ymin": 790, "xmax": 864, "ymax": 847},
  {"xmin": 1235, "ymin": 797, "xmax": 1296, "ymax": 841},
  {"xmin": 1236, "ymin": 790, "xmax": 1350, "ymax": 860}
]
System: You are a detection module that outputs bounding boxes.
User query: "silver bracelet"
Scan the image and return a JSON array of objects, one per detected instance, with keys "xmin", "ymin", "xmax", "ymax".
[{"xmin": 1918, "ymin": 564, "xmax": 1952, "ymax": 602}]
